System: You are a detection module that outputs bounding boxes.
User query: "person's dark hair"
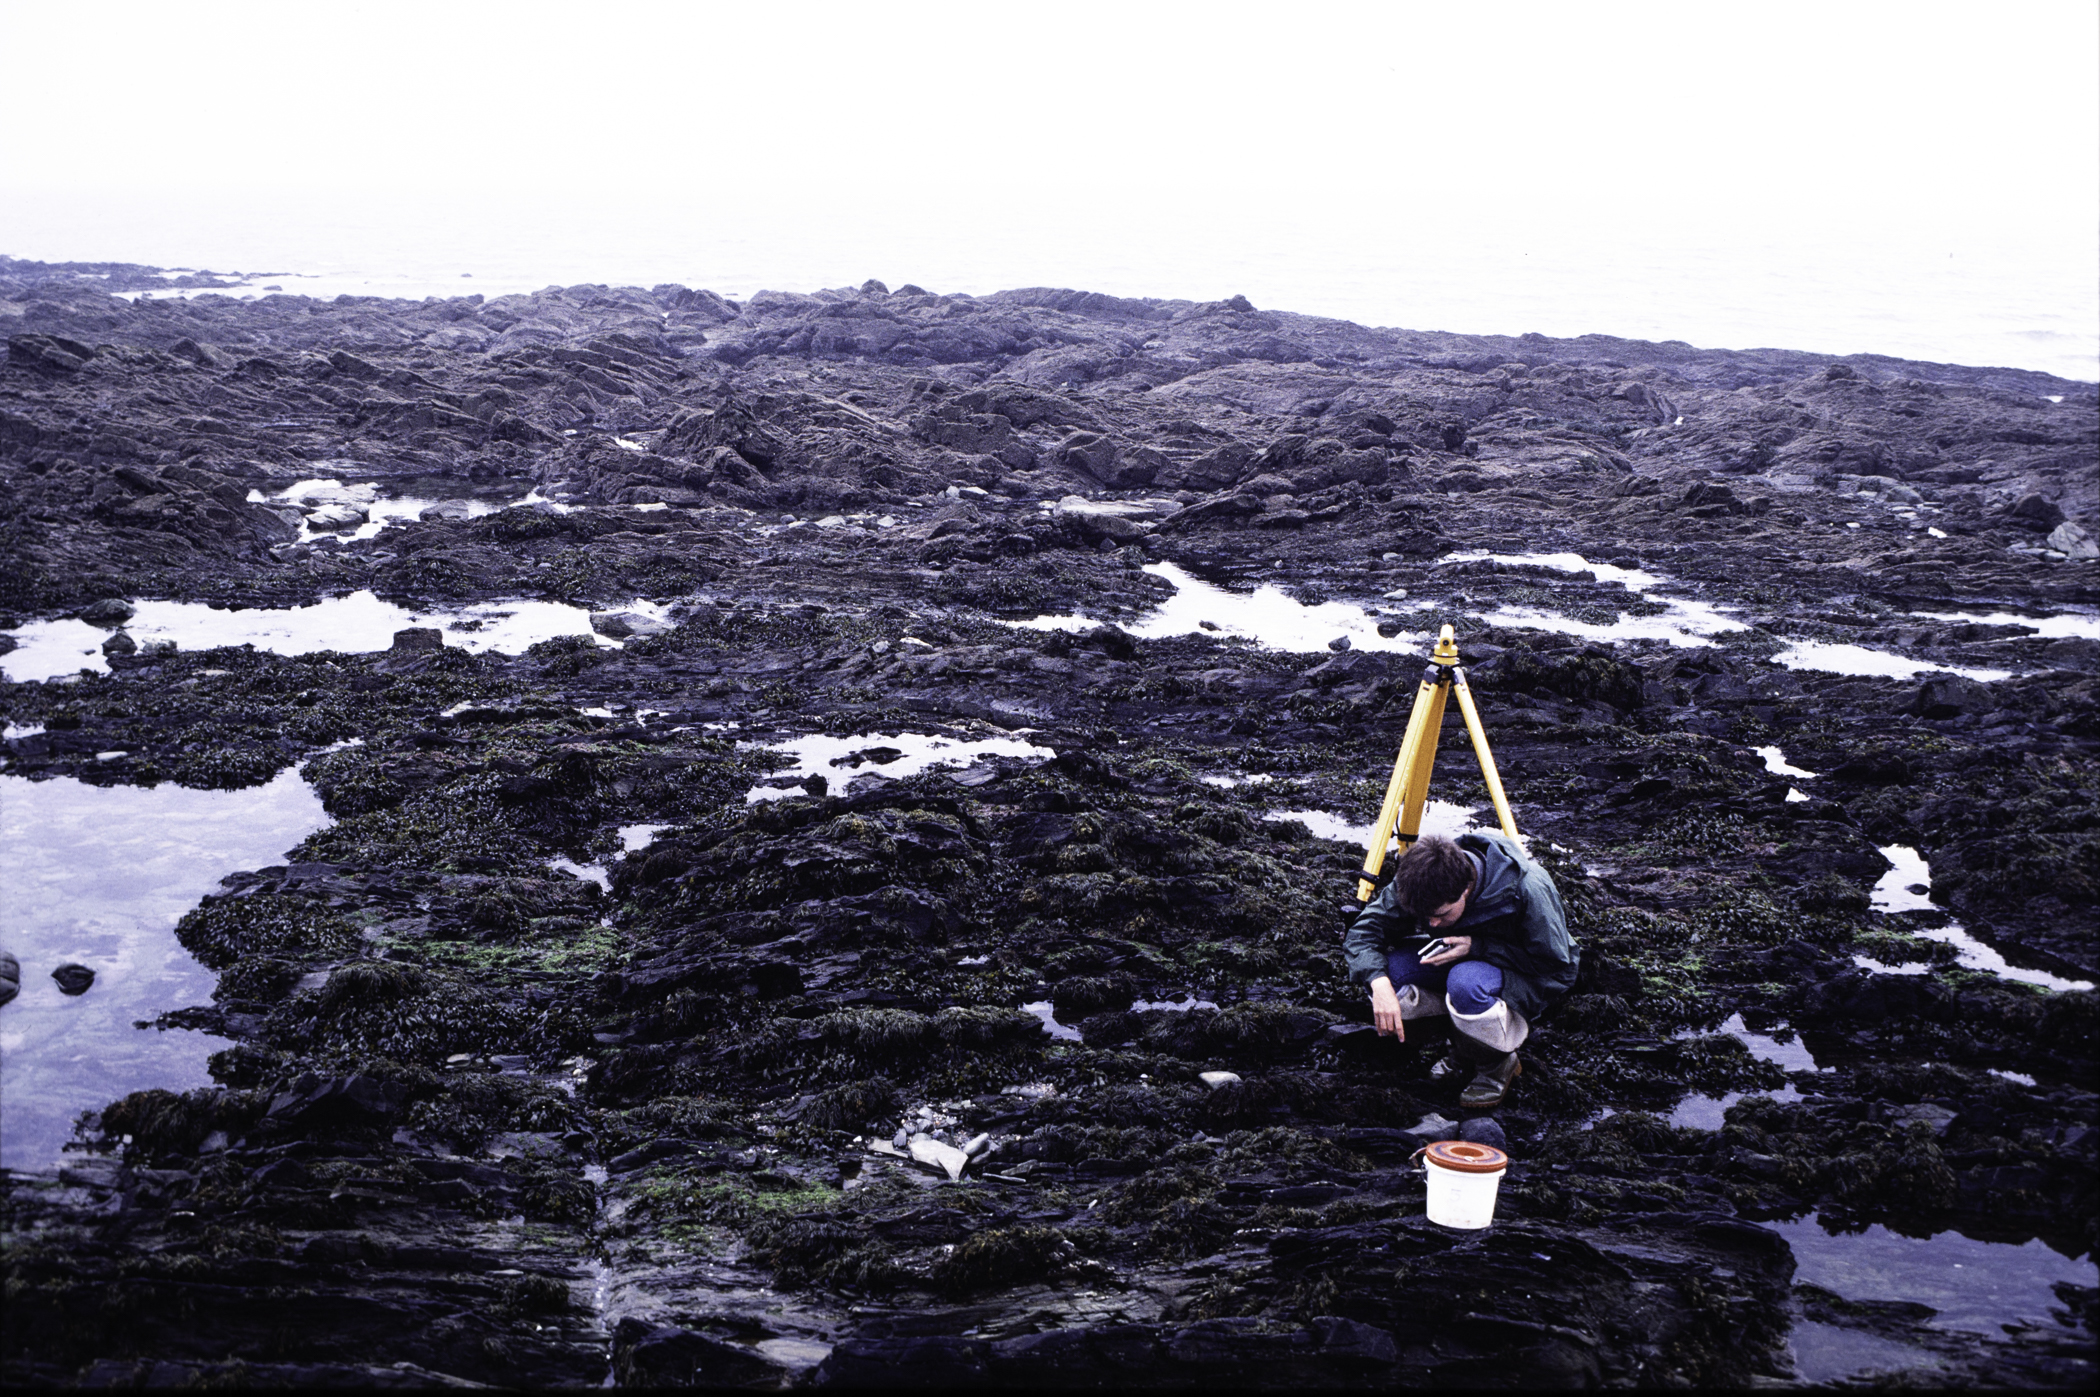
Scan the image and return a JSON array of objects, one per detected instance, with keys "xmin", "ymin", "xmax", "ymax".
[{"xmin": 1390, "ymin": 835, "xmax": 1474, "ymax": 917}]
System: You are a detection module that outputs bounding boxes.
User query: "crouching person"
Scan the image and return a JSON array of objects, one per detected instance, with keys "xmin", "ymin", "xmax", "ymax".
[{"xmin": 1344, "ymin": 832, "xmax": 1579, "ymax": 1108}]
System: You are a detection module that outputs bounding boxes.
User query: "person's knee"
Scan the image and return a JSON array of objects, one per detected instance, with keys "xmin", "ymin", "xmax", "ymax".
[{"xmin": 1445, "ymin": 962, "xmax": 1504, "ymax": 1016}]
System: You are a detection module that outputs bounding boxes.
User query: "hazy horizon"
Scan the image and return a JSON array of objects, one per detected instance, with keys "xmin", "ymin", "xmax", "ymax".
[{"xmin": 4, "ymin": 1, "xmax": 2095, "ymax": 379}]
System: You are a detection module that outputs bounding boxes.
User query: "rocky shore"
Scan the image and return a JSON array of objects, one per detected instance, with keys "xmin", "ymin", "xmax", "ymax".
[{"xmin": 2, "ymin": 255, "xmax": 2095, "ymax": 1388}]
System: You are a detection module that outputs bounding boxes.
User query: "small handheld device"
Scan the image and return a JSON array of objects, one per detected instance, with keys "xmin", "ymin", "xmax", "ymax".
[{"xmin": 1419, "ymin": 938, "xmax": 1454, "ymax": 961}]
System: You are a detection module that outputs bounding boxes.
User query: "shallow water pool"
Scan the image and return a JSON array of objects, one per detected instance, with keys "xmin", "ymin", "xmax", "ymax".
[
  {"xmin": 1872, "ymin": 846, "xmax": 2093, "ymax": 992},
  {"xmin": 1, "ymin": 592, "xmax": 648, "ymax": 683},
  {"xmin": 743, "ymin": 730, "xmax": 1056, "ymax": 801},
  {"xmin": 1771, "ymin": 641, "xmax": 2011, "ymax": 683},
  {"xmin": 1772, "ymin": 1212, "xmax": 2096, "ymax": 1338},
  {"xmin": 1016, "ymin": 562, "xmax": 1426, "ymax": 654},
  {"xmin": 1261, "ymin": 801, "xmax": 1500, "ymax": 852},
  {"xmin": 0, "ymin": 768, "xmax": 332, "ymax": 1171}
]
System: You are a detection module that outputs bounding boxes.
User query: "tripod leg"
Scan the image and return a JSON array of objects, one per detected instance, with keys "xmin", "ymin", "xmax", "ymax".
[
  {"xmin": 1396, "ymin": 679, "xmax": 1450, "ymax": 845},
  {"xmin": 1359, "ymin": 669, "xmax": 1440, "ymax": 900},
  {"xmin": 1453, "ymin": 669, "xmax": 1519, "ymax": 839}
]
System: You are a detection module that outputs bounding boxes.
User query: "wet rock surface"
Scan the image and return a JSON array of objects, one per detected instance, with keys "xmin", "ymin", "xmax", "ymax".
[{"xmin": 2, "ymin": 256, "xmax": 2095, "ymax": 1388}]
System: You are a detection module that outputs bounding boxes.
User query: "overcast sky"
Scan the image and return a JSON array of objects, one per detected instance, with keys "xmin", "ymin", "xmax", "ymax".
[
  {"xmin": 8, "ymin": 1, "xmax": 2094, "ymax": 231},
  {"xmin": 2, "ymin": 1, "xmax": 2094, "ymax": 371}
]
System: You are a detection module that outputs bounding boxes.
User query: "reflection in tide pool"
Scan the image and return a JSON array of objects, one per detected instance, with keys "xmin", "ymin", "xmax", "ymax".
[
  {"xmin": 1789, "ymin": 1319, "xmax": 1937, "ymax": 1383},
  {"xmin": 0, "ymin": 768, "xmax": 332, "ymax": 1171},
  {"xmin": 1017, "ymin": 562, "xmax": 1425, "ymax": 654},
  {"xmin": 1668, "ymin": 1012, "xmax": 1819, "ymax": 1129},
  {"xmin": 1670, "ymin": 1086, "xmax": 1801, "ymax": 1129},
  {"xmin": 1, "ymin": 592, "xmax": 643, "ymax": 684},
  {"xmin": 250, "ymin": 478, "xmax": 509, "ymax": 542},
  {"xmin": 1771, "ymin": 1212, "xmax": 2097, "ymax": 1338},
  {"xmin": 1022, "ymin": 1001, "xmax": 1082, "ymax": 1042},
  {"xmin": 745, "ymin": 731, "xmax": 1056, "ymax": 802},
  {"xmin": 1909, "ymin": 609, "xmax": 2100, "ymax": 641},
  {"xmin": 1441, "ymin": 550, "xmax": 1745, "ymax": 649},
  {"xmin": 1262, "ymin": 801, "xmax": 1496, "ymax": 851},
  {"xmin": 1440, "ymin": 551, "xmax": 1664, "ymax": 592},
  {"xmin": 1772, "ymin": 641, "xmax": 2011, "ymax": 683},
  {"xmin": 1873, "ymin": 846, "xmax": 2093, "ymax": 992},
  {"xmin": 1477, "ymin": 598, "xmax": 1742, "ymax": 649}
]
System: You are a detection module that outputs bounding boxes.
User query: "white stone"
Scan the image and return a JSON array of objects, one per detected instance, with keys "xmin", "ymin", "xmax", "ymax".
[
  {"xmin": 909, "ymin": 1134, "xmax": 970, "ymax": 1181},
  {"xmin": 2046, "ymin": 520, "xmax": 2098, "ymax": 559},
  {"xmin": 589, "ymin": 610, "xmax": 671, "ymax": 639},
  {"xmin": 304, "ymin": 502, "xmax": 369, "ymax": 531},
  {"xmin": 1198, "ymin": 1071, "xmax": 1242, "ymax": 1089}
]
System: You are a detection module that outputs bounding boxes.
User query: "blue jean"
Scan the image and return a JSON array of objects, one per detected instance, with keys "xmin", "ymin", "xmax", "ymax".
[{"xmin": 1387, "ymin": 950, "xmax": 1504, "ymax": 1016}]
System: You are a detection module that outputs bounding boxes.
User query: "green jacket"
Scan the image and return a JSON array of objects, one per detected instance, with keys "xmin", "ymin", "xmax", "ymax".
[{"xmin": 1342, "ymin": 831, "xmax": 1579, "ymax": 1020}]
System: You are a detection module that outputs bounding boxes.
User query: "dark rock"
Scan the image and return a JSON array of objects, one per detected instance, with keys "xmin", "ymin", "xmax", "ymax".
[
  {"xmin": 612, "ymin": 1317, "xmax": 786, "ymax": 1388},
  {"xmin": 51, "ymin": 963, "xmax": 94, "ymax": 995},
  {"xmin": 389, "ymin": 627, "xmax": 445, "ymax": 652},
  {"xmin": 1456, "ymin": 1116, "xmax": 1509, "ymax": 1150},
  {"xmin": 1909, "ymin": 674, "xmax": 1992, "ymax": 719},
  {"xmin": 2004, "ymin": 493, "xmax": 2066, "ymax": 531}
]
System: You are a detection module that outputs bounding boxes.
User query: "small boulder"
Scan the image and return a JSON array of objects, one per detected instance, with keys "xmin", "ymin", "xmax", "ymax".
[
  {"xmin": 1198, "ymin": 1071, "xmax": 1242, "ymax": 1090},
  {"xmin": 0, "ymin": 952, "xmax": 18, "ymax": 1006},
  {"xmin": 2005, "ymin": 493, "xmax": 2065, "ymax": 532},
  {"xmin": 590, "ymin": 610, "xmax": 672, "ymax": 639},
  {"xmin": 101, "ymin": 630, "xmax": 137, "ymax": 656},
  {"xmin": 418, "ymin": 500, "xmax": 472, "ymax": 522},
  {"xmin": 79, "ymin": 598, "xmax": 135, "ymax": 628},
  {"xmin": 2045, "ymin": 520, "xmax": 2098, "ymax": 559},
  {"xmin": 1456, "ymin": 1117, "xmax": 1509, "ymax": 1150},
  {"xmin": 1909, "ymin": 674, "xmax": 1992, "ymax": 719},
  {"xmin": 390, "ymin": 628, "xmax": 446, "ymax": 652},
  {"xmin": 909, "ymin": 1134, "xmax": 970, "ymax": 1181},
  {"xmin": 52, "ymin": 963, "xmax": 95, "ymax": 995},
  {"xmin": 304, "ymin": 502, "xmax": 369, "ymax": 531}
]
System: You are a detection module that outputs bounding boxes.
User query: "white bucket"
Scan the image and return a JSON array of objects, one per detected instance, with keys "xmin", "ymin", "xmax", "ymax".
[{"xmin": 1423, "ymin": 1139, "xmax": 1508, "ymax": 1229}]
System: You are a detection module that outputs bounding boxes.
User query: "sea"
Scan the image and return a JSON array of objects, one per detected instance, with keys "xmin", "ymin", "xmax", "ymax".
[{"xmin": 5, "ymin": 184, "xmax": 2095, "ymax": 384}]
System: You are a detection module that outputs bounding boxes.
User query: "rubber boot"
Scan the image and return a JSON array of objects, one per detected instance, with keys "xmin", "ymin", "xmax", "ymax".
[{"xmin": 1452, "ymin": 1033, "xmax": 1521, "ymax": 1110}]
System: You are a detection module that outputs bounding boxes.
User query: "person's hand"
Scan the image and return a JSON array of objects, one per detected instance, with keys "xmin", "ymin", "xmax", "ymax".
[
  {"xmin": 1420, "ymin": 935, "xmax": 1472, "ymax": 968},
  {"xmin": 1370, "ymin": 976, "xmax": 1405, "ymax": 1040}
]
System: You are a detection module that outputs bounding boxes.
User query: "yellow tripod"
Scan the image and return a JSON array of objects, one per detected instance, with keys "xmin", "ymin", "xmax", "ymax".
[{"xmin": 1356, "ymin": 625, "xmax": 1519, "ymax": 903}]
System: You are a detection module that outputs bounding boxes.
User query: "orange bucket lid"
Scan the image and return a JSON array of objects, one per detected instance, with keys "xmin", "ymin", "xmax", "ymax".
[{"xmin": 1424, "ymin": 1139, "xmax": 1508, "ymax": 1174}]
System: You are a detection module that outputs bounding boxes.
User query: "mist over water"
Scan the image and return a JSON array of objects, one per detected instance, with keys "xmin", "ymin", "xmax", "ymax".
[{"xmin": 8, "ymin": 185, "xmax": 2094, "ymax": 383}]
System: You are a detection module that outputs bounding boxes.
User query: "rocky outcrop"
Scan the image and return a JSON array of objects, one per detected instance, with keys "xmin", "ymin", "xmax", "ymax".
[{"xmin": 1, "ymin": 257, "xmax": 2094, "ymax": 1390}]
